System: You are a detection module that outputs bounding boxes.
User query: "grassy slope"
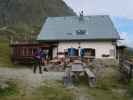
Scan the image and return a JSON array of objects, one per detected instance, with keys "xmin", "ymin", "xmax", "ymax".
[
  {"xmin": 82, "ymin": 69, "xmax": 129, "ymax": 100},
  {"xmin": 0, "ymin": 77, "xmax": 130, "ymax": 100},
  {"xmin": 0, "ymin": 80, "xmax": 74, "ymax": 100},
  {"xmin": 0, "ymin": 0, "xmax": 75, "ymax": 26},
  {"xmin": 36, "ymin": 81, "xmax": 74, "ymax": 100},
  {"xmin": 0, "ymin": 38, "xmax": 14, "ymax": 67},
  {"xmin": 0, "ymin": 80, "xmax": 19, "ymax": 97}
]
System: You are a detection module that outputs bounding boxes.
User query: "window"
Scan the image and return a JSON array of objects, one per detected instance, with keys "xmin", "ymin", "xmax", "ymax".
[{"xmin": 84, "ymin": 48, "xmax": 95, "ymax": 56}]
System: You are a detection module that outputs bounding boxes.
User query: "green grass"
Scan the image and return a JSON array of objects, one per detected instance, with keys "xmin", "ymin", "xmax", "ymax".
[
  {"xmin": 87, "ymin": 87, "xmax": 129, "ymax": 100},
  {"xmin": 0, "ymin": 81, "xmax": 19, "ymax": 97},
  {"xmin": 0, "ymin": 76, "xmax": 130, "ymax": 100},
  {"xmin": 87, "ymin": 65, "xmax": 130, "ymax": 100},
  {"xmin": 89, "ymin": 77, "xmax": 129, "ymax": 100},
  {"xmin": 128, "ymin": 80, "xmax": 133, "ymax": 97},
  {"xmin": 74, "ymin": 63, "xmax": 130, "ymax": 100},
  {"xmin": 0, "ymin": 80, "xmax": 74, "ymax": 100},
  {"xmin": 0, "ymin": 38, "xmax": 15, "ymax": 67},
  {"xmin": 36, "ymin": 81, "xmax": 74, "ymax": 100}
]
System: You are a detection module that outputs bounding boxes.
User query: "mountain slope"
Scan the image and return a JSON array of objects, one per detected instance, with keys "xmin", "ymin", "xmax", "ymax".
[
  {"xmin": 0, "ymin": 0, "xmax": 76, "ymax": 40},
  {"xmin": 0, "ymin": 0, "xmax": 75, "ymax": 26},
  {"xmin": 126, "ymin": 47, "xmax": 133, "ymax": 57},
  {"xmin": 0, "ymin": 0, "xmax": 75, "ymax": 66}
]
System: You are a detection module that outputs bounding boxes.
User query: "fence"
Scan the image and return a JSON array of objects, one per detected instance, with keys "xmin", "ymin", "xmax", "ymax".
[{"xmin": 119, "ymin": 59, "xmax": 133, "ymax": 82}]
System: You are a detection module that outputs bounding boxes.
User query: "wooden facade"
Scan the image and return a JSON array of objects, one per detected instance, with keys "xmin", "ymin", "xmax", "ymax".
[{"xmin": 10, "ymin": 43, "xmax": 57, "ymax": 64}]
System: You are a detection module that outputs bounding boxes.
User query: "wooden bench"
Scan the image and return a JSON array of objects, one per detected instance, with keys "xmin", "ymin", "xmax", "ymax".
[{"xmin": 84, "ymin": 68, "xmax": 96, "ymax": 87}]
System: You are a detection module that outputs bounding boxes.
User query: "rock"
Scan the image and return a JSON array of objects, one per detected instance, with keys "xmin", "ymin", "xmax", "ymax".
[{"xmin": 0, "ymin": 82, "xmax": 9, "ymax": 89}]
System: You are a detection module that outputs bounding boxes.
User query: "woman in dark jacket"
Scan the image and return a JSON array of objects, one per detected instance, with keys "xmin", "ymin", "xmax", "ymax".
[{"xmin": 33, "ymin": 48, "xmax": 42, "ymax": 74}]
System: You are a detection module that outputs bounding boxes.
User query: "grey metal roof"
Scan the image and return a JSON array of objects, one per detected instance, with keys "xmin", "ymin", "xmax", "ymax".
[{"xmin": 37, "ymin": 15, "xmax": 120, "ymax": 41}]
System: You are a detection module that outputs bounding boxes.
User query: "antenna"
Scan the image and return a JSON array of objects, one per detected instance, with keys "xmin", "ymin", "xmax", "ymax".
[
  {"xmin": 79, "ymin": 10, "xmax": 84, "ymax": 21},
  {"xmin": 80, "ymin": 10, "xmax": 84, "ymax": 16}
]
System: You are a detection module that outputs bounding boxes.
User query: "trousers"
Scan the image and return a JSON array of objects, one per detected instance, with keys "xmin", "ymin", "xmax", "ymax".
[{"xmin": 33, "ymin": 58, "xmax": 42, "ymax": 74}]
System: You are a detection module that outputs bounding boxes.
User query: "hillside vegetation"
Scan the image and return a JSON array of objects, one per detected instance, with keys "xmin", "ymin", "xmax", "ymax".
[
  {"xmin": 0, "ymin": 0, "xmax": 75, "ymax": 40},
  {"xmin": 126, "ymin": 47, "xmax": 133, "ymax": 57},
  {"xmin": 0, "ymin": 0, "xmax": 75, "ymax": 26},
  {"xmin": 0, "ymin": 0, "xmax": 75, "ymax": 66}
]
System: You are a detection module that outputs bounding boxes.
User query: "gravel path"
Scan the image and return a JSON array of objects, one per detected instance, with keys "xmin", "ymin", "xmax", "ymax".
[
  {"xmin": 0, "ymin": 67, "xmax": 91, "ymax": 100},
  {"xmin": 0, "ymin": 67, "xmax": 64, "ymax": 88}
]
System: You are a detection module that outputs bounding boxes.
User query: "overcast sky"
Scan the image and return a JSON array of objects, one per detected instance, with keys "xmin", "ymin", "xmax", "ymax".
[
  {"xmin": 64, "ymin": 0, "xmax": 133, "ymax": 19},
  {"xmin": 64, "ymin": 0, "xmax": 133, "ymax": 47}
]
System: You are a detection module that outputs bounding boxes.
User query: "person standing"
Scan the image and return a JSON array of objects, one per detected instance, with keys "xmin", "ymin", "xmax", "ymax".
[
  {"xmin": 40, "ymin": 49, "xmax": 47, "ymax": 65},
  {"xmin": 80, "ymin": 48, "xmax": 84, "ymax": 61},
  {"xmin": 33, "ymin": 48, "xmax": 42, "ymax": 74},
  {"xmin": 40, "ymin": 49, "xmax": 48, "ymax": 71}
]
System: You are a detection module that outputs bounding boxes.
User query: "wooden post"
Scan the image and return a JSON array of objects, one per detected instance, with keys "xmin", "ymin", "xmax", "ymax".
[{"xmin": 129, "ymin": 64, "xmax": 133, "ymax": 81}]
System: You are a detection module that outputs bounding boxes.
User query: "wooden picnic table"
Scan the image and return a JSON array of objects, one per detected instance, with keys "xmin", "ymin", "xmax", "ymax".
[
  {"xmin": 49, "ymin": 59, "xmax": 61, "ymax": 64},
  {"xmin": 71, "ymin": 63, "xmax": 84, "ymax": 72}
]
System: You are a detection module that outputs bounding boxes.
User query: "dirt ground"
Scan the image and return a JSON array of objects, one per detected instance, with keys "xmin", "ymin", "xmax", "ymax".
[{"xmin": 0, "ymin": 67, "xmax": 64, "ymax": 88}]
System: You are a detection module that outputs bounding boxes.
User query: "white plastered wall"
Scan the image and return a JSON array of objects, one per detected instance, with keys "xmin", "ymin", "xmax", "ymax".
[{"xmin": 53, "ymin": 41, "xmax": 116, "ymax": 59}]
